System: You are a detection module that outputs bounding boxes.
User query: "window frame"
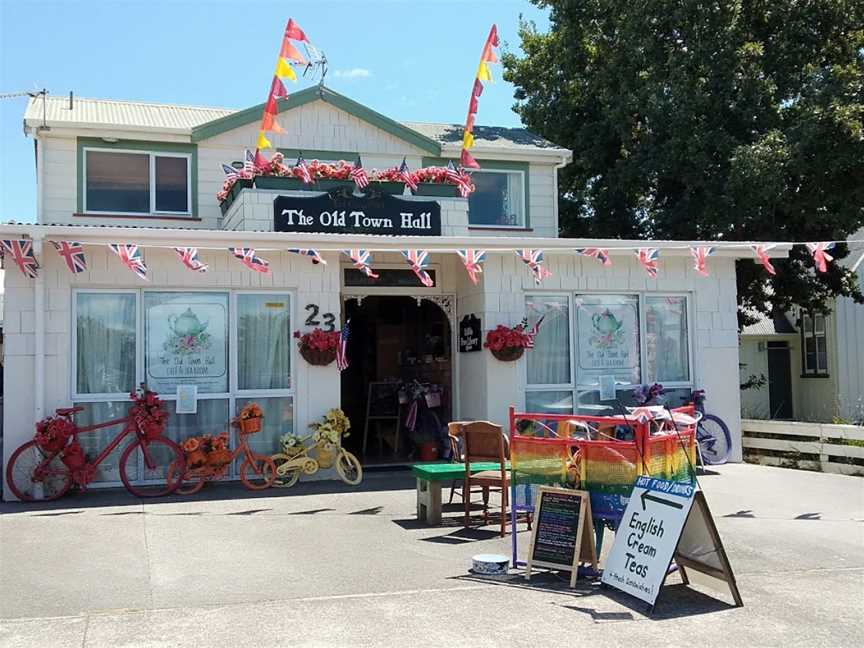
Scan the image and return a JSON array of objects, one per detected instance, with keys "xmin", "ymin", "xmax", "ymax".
[
  {"xmin": 466, "ymin": 167, "xmax": 528, "ymax": 229},
  {"xmin": 800, "ymin": 312, "xmax": 830, "ymax": 378},
  {"xmin": 81, "ymin": 146, "xmax": 193, "ymax": 217}
]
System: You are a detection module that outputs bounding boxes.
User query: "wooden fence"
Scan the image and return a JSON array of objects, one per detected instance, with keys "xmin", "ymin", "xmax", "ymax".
[{"xmin": 741, "ymin": 419, "xmax": 864, "ymax": 476}]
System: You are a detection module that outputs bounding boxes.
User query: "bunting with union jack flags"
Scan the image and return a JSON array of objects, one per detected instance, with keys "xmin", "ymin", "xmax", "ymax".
[
  {"xmin": 174, "ymin": 247, "xmax": 208, "ymax": 273},
  {"xmin": 50, "ymin": 241, "xmax": 86, "ymax": 274},
  {"xmin": 636, "ymin": 248, "xmax": 660, "ymax": 278},
  {"xmin": 349, "ymin": 157, "xmax": 369, "ymax": 190},
  {"xmin": 109, "ymin": 244, "xmax": 148, "ymax": 281},
  {"xmin": 229, "ymin": 247, "xmax": 271, "ymax": 274},
  {"xmin": 806, "ymin": 242, "xmax": 835, "ymax": 273},
  {"xmin": 456, "ymin": 249, "xmax": 486, "ymax": 285},
  {"xmin": 690, "ymin": 246, "xmax": 715, "ymax": 277},
  {"xmin": 344, "ymin": 249, "xmax": 378, "ymax": 279},
  {"xmin": 751, "ymin": 244, "xmax": 777, "ymax": 275},
  {"xmin": 288, "ymin": 249, "xmax": 326, "ymax": 265},
  {"xmin": 1, "ymin": 240, "xmax": 40, "ymax": 278},
  {"xmin": 401, "ymin": 249, "xmax": 434, "ymax": 287},
  {"xmin": 336, "ymin": 319, "xmax": 351, "ymax": 371},
  {"xmin": 516, "ymin": 249, "xmax": 552, "ymax": 285},
  {"xmin": 575, "ymin": 248, "xmax": 611, "ymax": 267}
]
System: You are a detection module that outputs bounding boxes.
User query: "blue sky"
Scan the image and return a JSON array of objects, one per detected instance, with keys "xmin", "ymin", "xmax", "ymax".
[{"xmin": 0, "ymin": 0, "xmax": 549, "ymax": 223}]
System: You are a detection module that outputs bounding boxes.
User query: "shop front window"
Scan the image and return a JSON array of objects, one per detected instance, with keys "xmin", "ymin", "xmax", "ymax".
[
  {"xmin": 237, "ymin": 294, "xmax": 292, "ymax": 391},
  {"xmin": 468, "ymin": 170, "xmax": 525, "ymax": 227},
  {"xmin": 645, "ymin": 296, "xmax": 690, "ymax": 383},
  {"xmin": 75, "ymin": 292, "xmax": 137, "ymax": 395}
]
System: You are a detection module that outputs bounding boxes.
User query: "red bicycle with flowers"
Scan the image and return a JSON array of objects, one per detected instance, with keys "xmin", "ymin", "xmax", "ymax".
[{"xmin": 5, "ymin": 385, "xmax": 185, "ymax": 501}]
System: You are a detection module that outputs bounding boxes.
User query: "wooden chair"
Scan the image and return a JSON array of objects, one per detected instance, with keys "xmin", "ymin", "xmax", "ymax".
[{"xmin": 460, "ymin": 421, "xmax": 510, "ymax": 537}]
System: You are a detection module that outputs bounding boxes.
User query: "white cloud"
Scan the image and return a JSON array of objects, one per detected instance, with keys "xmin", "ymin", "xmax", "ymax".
[{"xmin": 333, "ymin": 68, "xmax": 372, "ymax": 80}]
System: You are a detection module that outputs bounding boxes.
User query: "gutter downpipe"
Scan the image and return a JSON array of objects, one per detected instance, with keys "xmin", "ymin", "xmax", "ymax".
[{"xmin": 33, "ymin": 235, "xmax": 45, "ymax": 424}]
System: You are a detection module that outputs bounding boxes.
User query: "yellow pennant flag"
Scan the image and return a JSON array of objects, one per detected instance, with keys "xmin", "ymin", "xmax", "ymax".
[
  {"xmin": 476, "ymin": 61, "xmax": 492, "ymax": 82},
  {"xmin": 274, "ymin": 57, "xmax": 297, "ymax": 81},
  {"xmin": 256, "ymin": 130, "xmax": 272, "ymax": 150},
  {"xmin": 463, "ymin": 131, "xmax": 475, "ymax": 149}
]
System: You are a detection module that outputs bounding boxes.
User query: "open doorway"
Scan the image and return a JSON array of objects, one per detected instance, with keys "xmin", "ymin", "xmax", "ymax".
[{"xmin": 341, "ymin": 296, "xmax": 453, "ymax": 465}]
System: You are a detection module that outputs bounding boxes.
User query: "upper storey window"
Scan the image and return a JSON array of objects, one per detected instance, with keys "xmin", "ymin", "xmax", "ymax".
[
  {"xmin": 468, "ymin": 168, "xmax": 526, "ymax": 228},
  {"xmin": 84, "ymin": 148, "xmax": 191, "ymax": 215}
]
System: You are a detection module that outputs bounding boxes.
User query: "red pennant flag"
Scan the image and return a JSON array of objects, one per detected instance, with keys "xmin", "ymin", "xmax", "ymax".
[
  {"xmin": 465, "ymin": 114, "xmax": 475, "ymax": 133},
  {"xmin": 487, "ymin": 24, "xmax": 499, "ymax": 48},
  {"xmin": 253, "ymin": 150, "xmax": 271, "ymax": 172},
  {"xmin": 261, "ymin": 111, "xmax": 283, "ymax": 133},
  {"xmin": 270, "ymin": 77, "xmax": 288, "ymax": 99},
  {"xmin": 264, "ymin": 95, "xmax": 278, "ymax": 115},
  {"xmin": 284, "ymin": 18, "xmax": 308, "ymax": 42},
  {"xmin": 280, "ymin": 38, "xmax": 307, "ymax": 63},
  {"xmin": 468, "ymin": 94, "xmax": 479, "ymax": 115},
  {"xmin": 460, "ymin": 148, "xmax": 480, "ymax": 169},
  {"xmin": 472, "ymin": 78, "xmax": 484, "ymax": 98}
]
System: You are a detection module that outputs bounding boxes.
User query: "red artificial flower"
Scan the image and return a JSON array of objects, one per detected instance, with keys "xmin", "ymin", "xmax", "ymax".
[
  {"xmin": 294, "ymin": 328, "xmax": 340, "ymax": 352},
  {"xmin": 483, "ymin": 325, "xmax": 532, "ymax": 352}
]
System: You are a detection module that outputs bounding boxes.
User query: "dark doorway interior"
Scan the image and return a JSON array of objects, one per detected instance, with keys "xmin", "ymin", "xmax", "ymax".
[
  {"xmin": 767, "ymin": 341, "xmax": 793, "ymax": 419},
  {"xmin": 341, "ymin": 296, "xmax": 452, "ymax": 465}
]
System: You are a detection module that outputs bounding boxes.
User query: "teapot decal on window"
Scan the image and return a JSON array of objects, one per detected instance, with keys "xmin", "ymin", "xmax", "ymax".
[
  {"xmin": 164, "ymin": 307, "xmax": 212, "ymax": 355},
  {"xmin": 589, "ymin": 309, "xmax": 625, "ymax": 349},
  {"xmin": 169, "ymin": 308, "xmax": 209, "ymax": 337}
]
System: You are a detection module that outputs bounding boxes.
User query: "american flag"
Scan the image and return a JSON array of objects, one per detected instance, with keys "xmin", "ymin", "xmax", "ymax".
[
  {"xmin": 456, "ymin": 249, "xmax": 486, "ymax": 284},
  {"xmin": 518, "ymin": 314, "xmax": 545, "ymax": 348},
  {"xmin": 350, "ymin": 158, "xmax": 369, "ymax": 189},
  {"xmin": 336, "ymin": 320, "xmax": 350, "ymax": 371},
  {"xmin": 751, "ymin": 244, "xmax": 777, "ymax": 275},
  {"xmin": 690, "ymin": 246, "xmax": 715, "ymax": 277},
  {"xmin": 51, "ymin": 241, "xmax": 87, "ymax": 274},
  {"xmin": 344, "ymin": 249, "xmax": 379, "ymax": 279},
  {"xmin": 229, "ymin": 247, "xmax": 271, "ymax": 274},
  {"xmin": 516, "ymin": 249, "xmax": 552, "ymax": 285},
  {"xmin": 222, "ymin": 164, "xmax": 241, "ymax": 181},
  {"xmin": 446, "ymin": 161, "xmax": 473, "ymax": 198},
  {"xmin": 109, "ymin": 244, "xmax": 148, "ymax": 281},
  {"xmin": 295, "ymin": 155, "xmax": 314, "ymax": 184},
  {"xmin": 288, "ymin": 248, "xmax": 327, "ymax": 265},
  {"xmin": 806, "ymin": 242, "xmax": 835, "ymax": 273},
  {"xmin": 575, "ymin": 248, "xmax": 612, "ymax": 267},
  {"xmin": 636, "ymin": 248, "xmax": 660, "ymax": 278},
  {"xmin": 243, "ymin": 150, "xmax": 256, "ymax": 177},
  {"xmin": 1, "ymin": 240, "xmax": 40, "ymax": 278},
  {"xmin": 401, "ymin": 249, "xmax": 434, "ymax": 287},
  {"xmin": 399, "ymin": 157, "xmax": 418, "ymax": 191},
  {"xmin": 174, "ymin": 247, "xmax": 208, "ymax": 273}
]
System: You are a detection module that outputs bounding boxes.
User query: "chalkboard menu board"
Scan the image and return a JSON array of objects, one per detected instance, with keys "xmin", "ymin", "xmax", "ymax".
[{"xmin": 525, "ymin": 487, "xmax": 596, "ymax": 586}]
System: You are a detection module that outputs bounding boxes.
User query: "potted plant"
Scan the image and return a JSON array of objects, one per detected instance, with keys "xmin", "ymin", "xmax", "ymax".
[
  {"xmin": 309, "ymin": 408, "xmax": 351, "ymax": 469},
  {"xmin": 233, "ymin": 402, "xmax": 264, "ymax": 435},
  {"xmin": 412, "ymin": 166, "xmax": 460, "ymax": 197},
  {"xmin": 484, "ymin": 324, "xmax": 532, "ymax": 362},
  {"xmin": 294, "ymin": 328, "xmax": 340, "ymax": 366}
]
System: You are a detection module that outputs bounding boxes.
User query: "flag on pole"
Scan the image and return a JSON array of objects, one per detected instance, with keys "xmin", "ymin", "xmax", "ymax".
[
  {"xmin": 398, "ymin": 157, "xmax": 418, "ymax": 191},
  {"xmin": 401, "ymin": 249, "xmax": 434, "ymax": 287},
  {"xmin": 516, "ymin": 249, "xmax": 552, "ymax": 284},
  {"xmin": 256, "ymin": 131, "xmax": 271, "ymax": 151},
  {"xmin": 336, "ymin": 320, "xmax": 351, "ymax": 371},
  {"xmin": 221, "ymin": 164, "xmax": 241, "ymax": 181},
  {"xmin": 295, "ymin": 155, "xmax": 313, "ymax": 184},
  {"xmin": 459, "ymin": 25, "xmax": 499, "ymax": 170},
  {"xmin": 690, "ymin": 246, "xmax": 715, "ymax": 277},
  {"xmin": 349, "ymin": 157, "xmax": 369, "ymax": 189},
  {"xmin": 109, "ymin": 244, "xmax": 148, "ymax": 280},
  {"xmin": 174, "ymin": 247, "xmax": 208, "ymax": 273},
  {"xmin": 806, "ymin": 242, "xmax": 835, "ymax": 273},
  {"xmin": 344, "ymin": 249, "xmax": 379, "ymax": 279},
  {"xmin": 751, "ymin": 244, "xmax": 777, "ymax": 275},
  {"xmin": 288, "ymin": 249, "xmax": 326, "ymax": 265},
  {"xmin": 269, "ymin": 76, "xmax": 288, "ymax": 99},
  {"xmin": 51, "ymin": 241, "xmax": 86, "ymax": 274},
  {"xmin": 575, "ymin": 248, "xmax": 612, "ymax": 266},
  {"xmin": 446, "ymin": 161, "xmax": 474, "ymax": 197},
  {"xmin": 229, "ymin": 247, "xmax": 271, "ymax": 274},
  {"xmin": 456, "ymin": 249, "xmax": 486, "ymax": 284},
  {"xmin": 636, "ymin": 248, "xmax": 660, "ymax": 278},
  {"xmin": 1, "ymin": 240, "xmax": 40, "ymax": 278},
  {"xmin": 244, "ymin": 150, "xmax": 256, "ymax": 176},
  {"xmin": 284, "ymin": 18, "xmax": 309, "ymax": 42},
  {"xmin": 523, "ymin": 314, "xmax": 545, "ymax": 348}
]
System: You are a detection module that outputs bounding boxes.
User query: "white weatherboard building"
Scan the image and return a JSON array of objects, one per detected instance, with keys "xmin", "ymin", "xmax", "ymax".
[{"xmin": 1, "ymin": 85, "xmax": 768, "ymax": 499}]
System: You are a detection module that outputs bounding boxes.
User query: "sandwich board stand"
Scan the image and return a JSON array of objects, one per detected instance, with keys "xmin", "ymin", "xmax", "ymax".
[
  {"xmin": 600, "ymin": 476, "xmax": 743, "ymax": 611},
  {"xmin": 525, "ymin": 487, "xmax": 597, "ymax": 587}
]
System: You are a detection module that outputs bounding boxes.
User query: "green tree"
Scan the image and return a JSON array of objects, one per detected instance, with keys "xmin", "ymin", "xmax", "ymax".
[{"xmin": 503, "ymin": 0, "xmax": 864, "ymax": 324}]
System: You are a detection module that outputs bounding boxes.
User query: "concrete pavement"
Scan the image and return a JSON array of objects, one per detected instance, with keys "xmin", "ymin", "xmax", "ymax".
[{"xmin": 1, "ymin": 464, "xmax": 862, "ymax": 647}]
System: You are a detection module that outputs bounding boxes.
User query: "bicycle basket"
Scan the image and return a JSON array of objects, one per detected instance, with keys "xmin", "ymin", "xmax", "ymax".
[{"xmin": 34, "ymin": 417, "xmax": 75, "ymax": 453}]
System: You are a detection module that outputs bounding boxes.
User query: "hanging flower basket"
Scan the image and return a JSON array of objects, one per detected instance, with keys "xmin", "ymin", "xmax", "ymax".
[
  {"xmin": 295, "ymin": 328, "xmax": 340, "ymax": 366},
  {"xmin": 490, "ymin": 345, "xmax": 525, "ymax": 362},
  {"xmin": 299, "ymin": 345, "xmax": 337, "ymax": 366},
  {"xmin": 484, "ymin": 324, "xmax": 532, "ymax": 362}
]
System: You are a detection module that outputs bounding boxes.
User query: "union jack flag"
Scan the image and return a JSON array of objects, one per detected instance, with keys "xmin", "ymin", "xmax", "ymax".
[
  {"xmin": 50, "ymin": 241, "xmax": 86, "ymax": 274},
  {"xmin": 456, "ymin": 249, "xmax": 486, "ymax": 284},
  {"xmin": 516, "ymin": 249, "xmax": 552, "ymax": 285},
  {"xmin": 751, "ymin": 244, "xmax": 777, "ymax": 275},
  {"xmin": 518, "ymin": 314, "xmax": 545, "ymax": 349},
  {"xmin": 636, "ymin": 248, "xmax": 660, "ymax": 278},
  {"xmin": 628, "ymin": 406, "xmax": 659, "ymax": 424},
  {"xmin": 401, "ymin": 249, "xmax": 434, "ymax": 287},
  {"xmin": 243, "ymin": 150, "xmax": 256, "ymax": 177},
  {"xmin": 690, "ymin": 246, "xmax": 715, "ymax": 277},
  {"xmin": 806, "ymin": 242, "xmax": 835, "ymax": 273},
  {"xmin": 399, "ymin": 157, "xmax": 418, "ymax": 192},
  {"xmin": 1, "ymin": 240, "xmax": 40, "ymax": 278},
  {"xmin": 109, "ymin": 244, "xmax": 148, "ymax": 281},
  {"xmin": 344, "ymin": 249, "xmax": 379, "ymax": 279},
  {"xmin": 222, "ymin": 164, "xmax": 241, "ymax": 181},
  {"xmin": 575, "ymin": 248, "xmax": 611, "ymax": 267},
  {"xmin": 446, "ymin": 161, "xmax": 473, "ymax": 198},
  {"xmin": 174, "ymin": 247, "xmax": 208, "ymax": 273},
  {"xmin": 229, "ymin": 247, "xmax": 271, "ymax": 274},
  {"xmin": 295, "ymin": 155, "xmax": 314, "ymax": 185},
  {"xmin": 288, "ymin": 248, "xmax": 327, "ymax": 265},
  {"xmin": 350, "ymin": 158, "xmax": 369, "ymax": 189},
  {"xmin": 336, "ymin": 319, "xmax": 351, "ymax": 371}
]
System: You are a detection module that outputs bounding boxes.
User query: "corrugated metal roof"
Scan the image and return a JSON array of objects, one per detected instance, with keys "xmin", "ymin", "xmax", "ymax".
[{"xmin": 404, "ymin": 122, "xmax": 563, "ymax": 151}]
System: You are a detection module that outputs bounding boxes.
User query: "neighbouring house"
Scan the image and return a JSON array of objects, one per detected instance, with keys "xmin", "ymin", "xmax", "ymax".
[{"xmin": 1, "ymin": 84, "xmax": 772, "ymax": 499}]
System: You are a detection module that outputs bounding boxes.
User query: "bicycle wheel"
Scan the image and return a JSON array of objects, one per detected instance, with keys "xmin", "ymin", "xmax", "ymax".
[
  {"xmin": 240, "ymin": 453, "xmax": 277, "ymax": 490},
  {"xmin": 167, "ymin": 459, "xmax": 205, "ymax": 496},
  {"xmin": 272, "ymin": 454, "xmax": 301, "ymax": 488},
  {"xmin": 119, "ymin": 436, "xmax": 185, "ymax": 498},
  {"xmin": 335, "ymin": 450, "xmax": 363, "ymax": 486},
  {"xmin": 697, "ymin": 414, "xmax": 732, "ymax": 465},
  {"xmin": 6, "ymin": 441, "xmax": 72, "ymax": 502}
]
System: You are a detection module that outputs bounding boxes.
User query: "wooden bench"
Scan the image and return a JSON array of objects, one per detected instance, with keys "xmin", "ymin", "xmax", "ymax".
[{"xmin": 412, "ymin": 462, "xmax": 504, "ymax": 525}]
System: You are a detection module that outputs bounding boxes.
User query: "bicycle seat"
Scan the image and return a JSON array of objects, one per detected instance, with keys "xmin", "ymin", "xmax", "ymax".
[{"xmin": 56, "ymin": 406, "xmax": 84, "ymax": 416}]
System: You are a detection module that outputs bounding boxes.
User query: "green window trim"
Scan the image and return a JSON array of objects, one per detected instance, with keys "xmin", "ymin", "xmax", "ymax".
[
  {"xmin": 76, "ymin": 137, "xmax": 198, "ymax": 217},
  {"xmin": 422, "ymin": 156, "xmax": 531, "ymax": 228}
]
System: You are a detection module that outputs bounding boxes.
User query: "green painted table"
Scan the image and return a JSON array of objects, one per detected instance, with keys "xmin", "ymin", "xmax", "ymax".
[{"xmin": 411, "ymin": 462, "xmax": 505, "ymax": 525}]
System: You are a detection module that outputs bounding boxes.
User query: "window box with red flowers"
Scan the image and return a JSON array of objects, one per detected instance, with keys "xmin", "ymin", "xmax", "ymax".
[
  {"xmin": 412, "ymin": 166, "xmax": 462, "ymax": 197},
  {"xmin": 484, "ymin": 324, "xmax": 532, "ymax": 362},
  {"xmin": 295, "ymin": 328, "xmax": 340, "ymax": 366}
]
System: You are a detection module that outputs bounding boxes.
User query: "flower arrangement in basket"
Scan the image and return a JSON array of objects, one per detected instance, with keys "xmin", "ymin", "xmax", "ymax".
[
  {"xmin": 309, "ymin": 408, "xmax": 351, "ymax": 468},
  {"xmin": 34, "ymin": 416, "xmax": 77, "ymax": 453},
  {"xmin": 232, "ymin": 402, "xmax": 264, "ymax": 435},
  {"xmin": 278, "ymin": 433, "xmax": 306, "ymax": 458},
  {"xmin": 294, "ymin": 328, "xmax": 340, "ymax": 366},
  {"xmin": 128, "ymin": 385, "xmax": 169, "ymax": 440},
  {"xmin": 182, "ymin": 432, "xmax": 231, "ymax": 469},
  {"xmin": 484, "ymin": 324, "xmax": 533, "ymax": 362}
]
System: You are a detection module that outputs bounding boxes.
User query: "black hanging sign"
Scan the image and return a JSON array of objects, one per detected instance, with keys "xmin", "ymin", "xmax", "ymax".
[
  {"xmin": 459, "ymin": 315, "xmax": 482, "ymax": 353},
  {"xmin": 274, "ymin": 193, "xmax": 441, "ymax": 236}
]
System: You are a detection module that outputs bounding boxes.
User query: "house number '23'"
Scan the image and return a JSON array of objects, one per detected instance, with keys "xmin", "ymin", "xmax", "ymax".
[{"xmin": 305, "ymin": 304, "xmax": 336, "ymax": 331}]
